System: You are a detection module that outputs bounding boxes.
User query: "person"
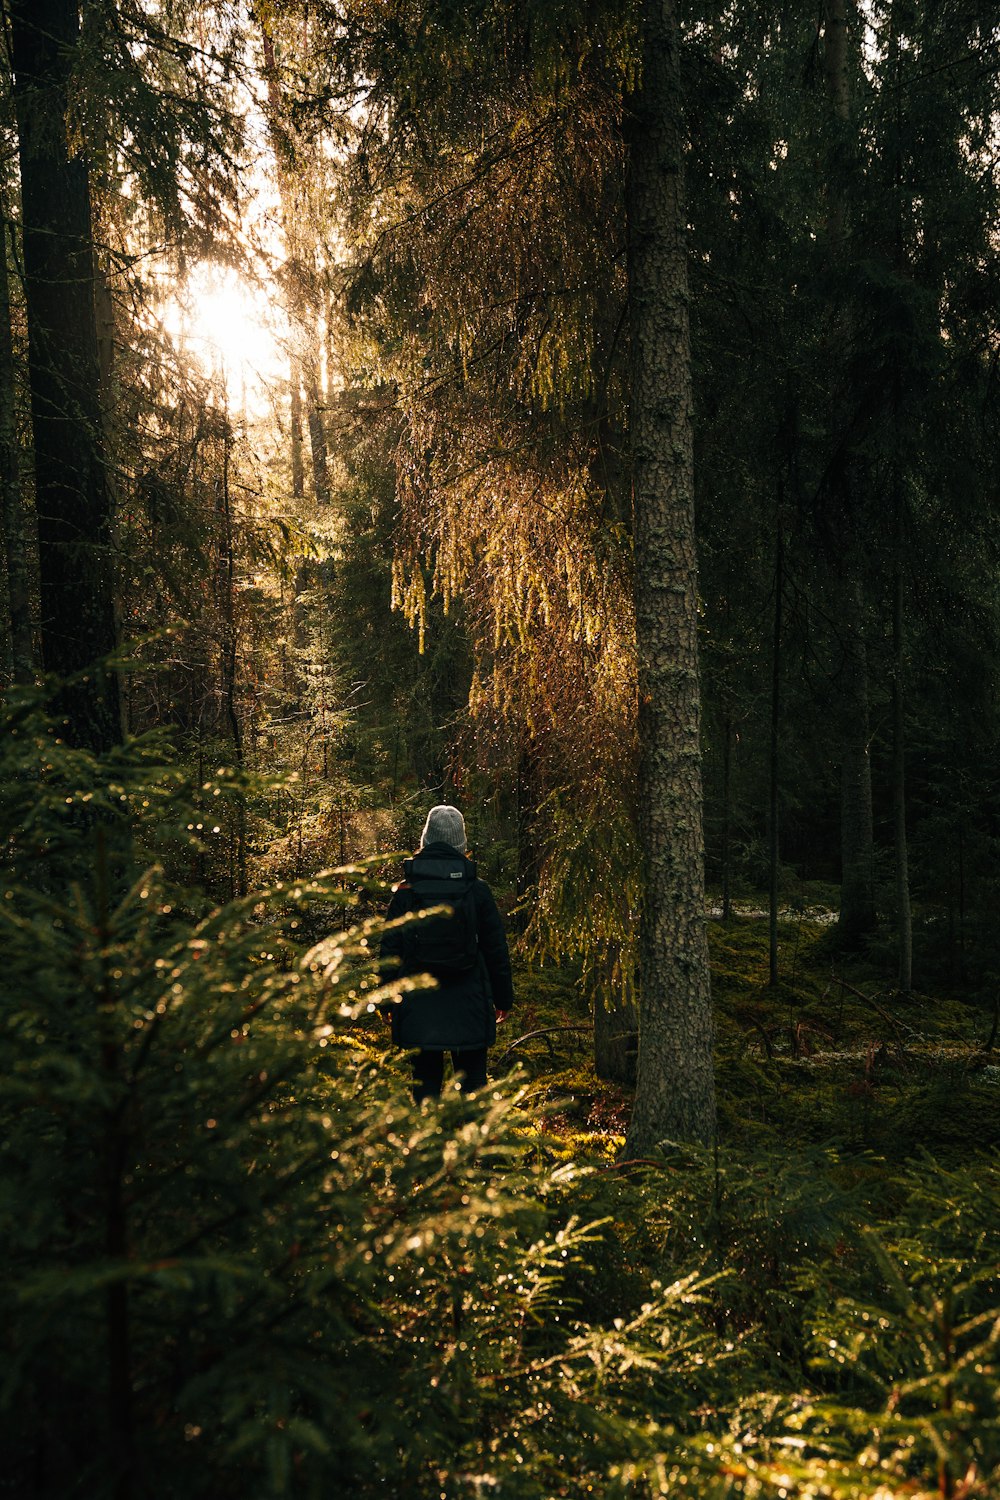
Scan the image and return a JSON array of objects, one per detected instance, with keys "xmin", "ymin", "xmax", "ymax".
[{"xmin": 380, "ymin": 805, "xmax": 514, "ymax": 1102}]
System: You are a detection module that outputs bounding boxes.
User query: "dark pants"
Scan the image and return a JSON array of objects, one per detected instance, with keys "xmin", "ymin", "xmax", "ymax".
[{"xmin": 412, "ymin": 1047, "xmax": 488, "ymax": 1102}]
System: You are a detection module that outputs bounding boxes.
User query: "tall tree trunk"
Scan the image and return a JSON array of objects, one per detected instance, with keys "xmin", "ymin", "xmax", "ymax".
[
  {"xmin": 720, "ymin": 710, "xmax": 732, "ymax": 923},
  {"xmin": 822, "ymin": 0, "xmax": 876, "ymax": 946},
  {"xmin": 956, "ymin": 819, "xmax": 965, "ymax": 983},
  {"xmin": 768, "ymin": 516, "xmax": 783, "ymax": 987},
  {"xmin": 216, "ymin": 414, "xmax": 247, "ymax": 896},
  {"xmin": 838, "ymin": 579, "xmax": 876, "ymax": 944},
  {"xmin": 823, "ymin": 0, "xmax": 850, "ymax": 241},
  {"xmin": 888, "ymin": 0, "xmax": 911, "ymax": 994},
  {"xmin": 719, "ymin": 574, "xmax": 735, "ymax": 923},
  {"xmin": 892, "ymin": 508, "xmax": 912, "ymax": 992},
  {"xmin": 10, "ymin": 0, "xmax": 120, "ymax": 748},
  {"xmin": 623, "ymin": 0, "xmax": 715, "ymax": 1154},
  {"xmin": 304, "ymin": 352, "xmax": 331, "ymax": 507},
  {"xmin": 260, "ymin": 25, "xmax": 330, "ymax": 509},
  {"xmin": 0, "ymin": 207, "xmax": 34, "ymax": 682},
  {"xmin": 94, "ymin": 254, "xmax": 131, "ymax": 738},
  {"xmin": 290, "ymin": 360, "xmax": 305, "ymax": 499}
]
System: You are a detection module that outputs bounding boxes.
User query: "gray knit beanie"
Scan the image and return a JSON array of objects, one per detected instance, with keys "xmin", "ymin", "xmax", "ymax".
[{"xmin": 419, "ymin": 805, "xmax": 467, "ymax": 853}]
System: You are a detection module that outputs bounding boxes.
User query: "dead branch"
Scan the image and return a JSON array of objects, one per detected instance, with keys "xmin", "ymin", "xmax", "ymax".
[{"xmin": 498, "ymin": 1023, "xmax": 594, "ymax": 1064}]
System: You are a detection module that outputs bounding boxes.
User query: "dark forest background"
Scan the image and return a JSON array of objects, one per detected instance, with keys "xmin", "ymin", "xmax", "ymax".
[{"xmin": 2, "ymin": 2, "xmax": 999, "ymax": 1497}]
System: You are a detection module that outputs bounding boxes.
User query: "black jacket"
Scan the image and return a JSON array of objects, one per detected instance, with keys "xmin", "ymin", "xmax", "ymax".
[{"xmin": 380, "ymin": 842, "xmax": 514, "ymax": 1050}]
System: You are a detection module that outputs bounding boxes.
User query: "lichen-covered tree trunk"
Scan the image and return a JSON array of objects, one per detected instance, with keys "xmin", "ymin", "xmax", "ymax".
[
  {"xmin": 10, "ymin": 0, "xmax": 120, "ymax": 748},
  {"xmin": 623, "ymin": 0, "xmax": 715, "ymax": 1154}
]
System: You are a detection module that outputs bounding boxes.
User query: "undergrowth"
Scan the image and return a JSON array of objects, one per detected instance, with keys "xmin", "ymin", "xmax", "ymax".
[{"xmin": 2, "ymin": 690, "xmax": 997, "ymax": 1498}]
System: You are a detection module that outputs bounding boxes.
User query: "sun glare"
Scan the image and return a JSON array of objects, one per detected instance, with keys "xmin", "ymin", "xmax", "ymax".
[{"xmin": 169, "ymin": 264, "xmax": 287, "ymax": 409}]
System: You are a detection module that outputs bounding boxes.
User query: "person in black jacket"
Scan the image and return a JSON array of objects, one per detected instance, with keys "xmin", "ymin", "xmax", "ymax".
[{"xmin": 381, "ymin": 805, "xmax": 514, "ymax": 1101}]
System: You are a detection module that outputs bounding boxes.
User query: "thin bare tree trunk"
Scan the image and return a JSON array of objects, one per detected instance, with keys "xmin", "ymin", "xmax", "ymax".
[
  {"xmin": 824, "ymin": 0, "xmax": 850, "ymax": 239},
  {"xmin": 624, "ymin": 0, "xmax": 715, "ymax": 1154},
  {"xmin": 290, "ymin": 360, "xmax": 304, "ymax": 499},
  {"xmin": 0, "ymin": 207, "xmax": 34, "ymax": 682},
  {"xmin": 838, "ymin": 579, "xmax": 876, "ymax": 944},
  {"xmin": 304, "ymin": 352, "xmax": 331, "ymax": 507},
  {"xmin": 261, "ymin": 26, "xmax": 330, "ymax": 509},
  {"xmin": 892, "ymin": 512, "xmax": 912, "ymax": 992},
  {"xmin": 888, "ymin": 0, "xmax": 912, "ymax": 994},
  {"xmin": 720, "ymin": 710, "xmax": 733, "ymax": 923},
  {"xmin": 822, "ymin": 0, "xmax": 876, "ymax": 947},
  {"xmin": 768, "ymin": 517, "xmax": 783, "ymax": 987}
]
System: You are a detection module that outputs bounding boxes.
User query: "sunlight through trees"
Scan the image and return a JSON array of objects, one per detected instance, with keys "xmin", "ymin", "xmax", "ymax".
[{"xmin": 2, "ymin": 1, "xmax": 1000, "ymax": 1494}]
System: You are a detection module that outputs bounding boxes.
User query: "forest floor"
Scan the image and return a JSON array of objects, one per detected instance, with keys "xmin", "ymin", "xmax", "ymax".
[{"xmin": 468, "ymin": 896, "xmax": 1000, "ymax": 1167}]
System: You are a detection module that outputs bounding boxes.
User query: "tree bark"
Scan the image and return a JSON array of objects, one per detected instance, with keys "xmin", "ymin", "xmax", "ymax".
[
  {"xmin": 623, "ymin": 0, "xmax": 715, "ymax": 1154},
  {"xmin": 304, "ymin": 352, "xmax": 331, "ymax": 507},
  {"xmin": 837, "ymin": 578, "xmax": 876, "ymax": 945},
  {"xmin": 823, "ymin": 0, "xmax": 850, "ymax": 246},
  {"xmin": 0, "ymin": 207, "xmax": 34, "ymax": 682},
  {"xmin": 821, "ymin": 0, "xmax": 876, "ymax": 947},
  {"xmin": 10, "ymin": 0, "xmax": 120, "ymax": 747},
  {"xmin": 720, "ymin": 710, "xmax": 732, "ymax": 923},
  {"xmin": 892, "ymin": 509, "xmax": 912, "ymax": 992},
  {"xmin": 768, "ymin": 517, "xmax": 783, "ymax": 987},
  {"xmin": 290, "ymin": 360, "xmax": 305, "ymax": 499},
  {"xmin": 888, "ymin": 0, "xmax": 912, "ymax": 994}
]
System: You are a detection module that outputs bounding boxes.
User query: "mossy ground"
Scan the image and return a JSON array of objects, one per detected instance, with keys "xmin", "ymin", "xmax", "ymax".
[{"xmin": 463, "ymin": 892, "xmax": 1000, "ymax": 1167}]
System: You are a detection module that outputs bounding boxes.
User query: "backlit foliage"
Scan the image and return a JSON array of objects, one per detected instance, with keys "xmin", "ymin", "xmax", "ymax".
[
  {"xmin": 322, "ymin": 0, "xmax": 646, "ymax": 988},
  {"xmin": 3, "ymin": 694, "xmax": 999, "ymax": 1497}
]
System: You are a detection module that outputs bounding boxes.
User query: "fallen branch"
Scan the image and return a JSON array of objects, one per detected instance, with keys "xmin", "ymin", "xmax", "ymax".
[
  {"xmin": 834, "ymin": 977, "xmax": 918, "ymax": 1033},
  {"xmin": 833, "ymin": 977, "xmax": 917, "ymax": 1060},
  {"xmin": 741, "ymin": 1017, "xmax": 775, "ymax": 1061},
  {"xmin": 498, "ymin": 1023, "xmax": 593, "ymax": 1064},
  {"xmin": 603, "ymin": 1158, "xmax": 678, "ymax": 1173}
]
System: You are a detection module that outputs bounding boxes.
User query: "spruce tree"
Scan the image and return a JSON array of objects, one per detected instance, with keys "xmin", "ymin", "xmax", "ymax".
[
  {"xmin": 623, "ymin": 0, "xmax": 715, "ymax": 1153},
  {"xmin": 9, "ymin": 0, "xmax": 120, "ymax": 747}
]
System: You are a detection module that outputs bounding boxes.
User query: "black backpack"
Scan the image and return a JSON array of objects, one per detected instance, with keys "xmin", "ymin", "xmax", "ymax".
[{"xmin": 403, "ymin": 853, "xmax": 479, "ymax": 975}]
